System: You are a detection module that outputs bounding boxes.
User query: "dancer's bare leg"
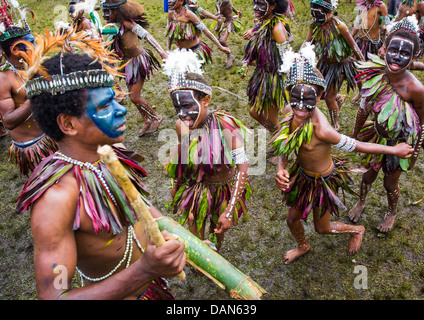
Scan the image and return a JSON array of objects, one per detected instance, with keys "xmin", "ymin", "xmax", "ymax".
[
  {"xmin": 283, "ymin": 207, "xmax": 311, "ymax": 264},
  {"xmin": 209, "ymin": 222, "xmax": 224, "ymax": 252},
  {"xmin": 128, "ymin": 81, "xmax": 162, "ymax": 136},
  {"xmin": 325, "ymin": 82, "xmax": 340, "ymax": 131},
  {"xmin": 219, "ymin": 30, "xmax": 234, "ymax": 69},
  {"xmin": 378, "ymin": 169, "xmax": 402, "ymax": 233},
  {"xmin": 314, "ymin": 209, "xmax": 365, "ymax": 255},
  {"xmin": 348, "ymin": 167, "xmax": 379, "ymax": 222}
]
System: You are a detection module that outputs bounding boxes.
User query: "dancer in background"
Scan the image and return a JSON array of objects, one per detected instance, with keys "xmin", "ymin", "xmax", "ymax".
[{"xmin": 101, "ymin": 0, "xmax": 167, "ymax": 137}]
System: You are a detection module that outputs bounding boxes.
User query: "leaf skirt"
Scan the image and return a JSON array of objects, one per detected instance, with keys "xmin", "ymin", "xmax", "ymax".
[
  {"xmin": 355, "ymin": 37, "xmax": 382, "ymax": 60},
  {"xmin": 9, "ymin": 134, "xmax": 58, "ymax": 176},
  {"xmin": 284, "ymin": 159, "xmax": 357, "ymax": 221},
  {"xmin": 172, "ymin": 178, "xmax": 252, "ymax": 232},
  {"xmin": 122, "ymin": 48, "xmax": 161, "ymax": 86},
  {"xmin": 357, "ymin": 120, "xmax": 410, "ymax": 173},
  {"xmin": 317, "ymin": 57, "xmax": 358, "ymax": 97}
]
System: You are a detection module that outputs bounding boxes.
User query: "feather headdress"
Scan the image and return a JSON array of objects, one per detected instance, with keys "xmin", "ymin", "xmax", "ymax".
[
  {"xmin": 15, "ymin": 28, "xmax": 124, "ymax": 98},
  {"xmin": 0, "ymin": 1, "xmax": 33, "ymax": 42},
  {"xmin": 73, "ymin": 0, "xmax": 98, "ymax": 16},
  {"xmin": 310, "ymin": 0, "xmax": 338, "ymax": 10},
  {"xmin": 386, "ymin": 15, "xmax": 419, "ymax": 36},
  {"xmin": 162, "ymin": 49, "xmax": 212, "ymax": 96},
  {"xmin": 280, "ymin": 42, "xmax": 327, "ymax": 90}
]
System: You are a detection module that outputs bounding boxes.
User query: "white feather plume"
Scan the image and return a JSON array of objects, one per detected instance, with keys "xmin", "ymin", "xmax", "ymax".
[
  {"xmin": 73, "ymin": 0, "xmax": 98, "ymax": 17},
  {"xmin": 406, "ymin": 14, "xmax": 419, "ymax": 33},
  {"xmin": 162, "ymin": 49, "xmax": 204, "ymax": 77},
  {"xmin": 332, "ymin": 0, "xmax": 338, "ymax": 9},
  {"xmin": 299, "ymin": 42, "xmax": 317, "ymax": 68},
  {"xmin": 279, "ymin": 47, "xmax": 298, "ymax": 74},
  {"xmin": 9, "ymin": 0, "xmax": 20, "ymax": 8},
  {"xmin": 54, "ymin": 21, "xmax": 71, "ymax": 32}
]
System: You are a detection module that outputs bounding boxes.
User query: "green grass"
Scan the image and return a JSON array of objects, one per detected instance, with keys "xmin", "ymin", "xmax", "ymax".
[{"xmin": 1, "ymin": 0, "xmax": 424, "ymax": 300}]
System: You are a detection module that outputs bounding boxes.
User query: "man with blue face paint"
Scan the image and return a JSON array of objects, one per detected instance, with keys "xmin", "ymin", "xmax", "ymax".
[
  {"xmin": 85, "ymin": 87, "xmax": 128, "ymax": 139},
  {"xmin": 15, "ymin": 34, "xmax": 186, "ymax": 300}
]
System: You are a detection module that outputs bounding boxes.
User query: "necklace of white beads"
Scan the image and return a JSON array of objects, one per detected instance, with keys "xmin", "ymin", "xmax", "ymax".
[
  {"xmin": 53, "ymin": 152, "xmax": 144, "ymax": 285},
  {"xmin": 53, "ymin": 151, "xmax": 118, "ymax": 206},
  {"xmin": 76, "ymin": 226, "xmax": 144, "ymax": 286}
]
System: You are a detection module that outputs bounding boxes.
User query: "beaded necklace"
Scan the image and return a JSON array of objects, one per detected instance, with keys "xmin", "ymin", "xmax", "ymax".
[
  {"xmin": 52, "ymin": 152, "xmax": 148, "ymax": 284},
  {"xmin": 53, "ymin": 151, "xmax": 117, "ymax": 206},
  {"xmin": 76, "ymin": 226, "xmax": 145, "ymax": 286}
]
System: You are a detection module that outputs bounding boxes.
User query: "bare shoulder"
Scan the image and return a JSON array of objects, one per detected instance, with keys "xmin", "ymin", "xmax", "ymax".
[
  {"xmin": 31, "ymin": 171, "xmax": 79, "ymax": 232},
  {"xmin": 410, "ymin": 74, "xmax": 424, "ymax": 103},
  {"xmin": 185, "ymin": 8, "xmax": 200, "ymax": 22},
  {"xmin": 334, "ymin": 16, "xmax": 348, "ymax": 32},
  {"xmin": 273, "ymin": 20, "xmax": 287, "ymax": 43},
  {"xmin": 312, "ymin": 109, "xmax": 335, "ymax": 140},
  {"xmin": 122, "ymin": 19, "xmax": 136, "ymax": 30}
]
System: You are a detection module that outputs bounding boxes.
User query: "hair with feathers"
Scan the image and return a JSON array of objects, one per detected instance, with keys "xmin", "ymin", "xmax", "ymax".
[
  {"xmin": 162, "ymin": 49, "xmax": 212, "ymax": 97},
  {"xmin": 14, "ymin": 27, "xmax": 123, "ymax": 82}
]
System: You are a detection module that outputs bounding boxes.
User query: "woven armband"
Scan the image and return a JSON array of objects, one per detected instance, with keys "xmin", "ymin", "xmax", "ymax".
[
  {"xmin": 334, "ymin": 134, "xmax": 357, "ymax": 152},
  {"xmin": 197, "ymin": 7, "xmax": 204, "ymax": 13},
  {"xmin": 276, "ymin": 41, "xmax": 291, "ymax": 61},
  {"xmin": 230, "ymin": 147, "xmax": 248, "ymax": 164},
  {"xmin": 132, "ymin": 24, "xmax": 149, "ymax": 39},
  {"xmin": 195, "ymin": 21, "xmax": 206, "ymax": 32}
]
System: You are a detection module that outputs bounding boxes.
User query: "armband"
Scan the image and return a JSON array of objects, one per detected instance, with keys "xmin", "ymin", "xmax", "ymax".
[
  {"xmin": 230, "ymin": 147, "xmax": 248, "ymax": 164},
  {"xmin": 195, "ymin": 21, "xmax": 206, "ymax": 32},
  {"xmin": 420, "ymin": 16, "xmax": 424, "ymax": 28},
  {"xmin": 276, "ymin": 41, "xmax": 291, "ymax": 61},
  {"xmin": 132, "ymin": 24, "xmax": 149, "ymax": 39},
  {"xmin": 197, "ymin": 7, "xmax": 204, "ymax": 13},
  {"xmin": 334, "ymin": 134, "xmax": 357, "ymax": 152},
  {"xmin": 380, "ymin": 15, "xmax": 391, "ymax": 26}
]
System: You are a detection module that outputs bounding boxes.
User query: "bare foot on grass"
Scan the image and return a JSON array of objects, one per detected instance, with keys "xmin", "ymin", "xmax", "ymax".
[
  {"xmin": 377, "ymin": 214, "xmax": 396, "ymax": 233},
  {"xmin": 348, "ymin": 200, "xmax": 366, "ymax": 223},
  {"xmin": 347, "ymin": 226, "xmax": 365, "ymax": 255},
  {"xmin": 283, "ymin": 244, "xmax": 311, "ymax": 265}
]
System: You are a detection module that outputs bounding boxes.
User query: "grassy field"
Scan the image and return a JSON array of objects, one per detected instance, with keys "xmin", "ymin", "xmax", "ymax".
[{"xmin": 1, "ymin": 0, "xmax": 424, "ymax": 300}]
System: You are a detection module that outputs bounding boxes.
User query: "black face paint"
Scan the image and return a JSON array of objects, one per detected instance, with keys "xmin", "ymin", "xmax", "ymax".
[
  {"xmin": 386, "ymin": 37, "xmax": 414, "ymax": 72},
  {"xmin": 171, "ymin": 90, "xmax": 202, "ymax": 129},
  {"xmin": 168, "ymin": 0, "xmax": 179, "ymax": 9},
  {"xmin": 311, "ymin": 4, "xmax": 329, "ymax": 24},
  {"xmin": 290, "ymin": 84, "xmax": 318, "ymax": 111},
  {"xmin": 102, "ymin": 9, "xmax": 111, "ymax": 22},
  {"xmin": 253, "ymin": 0, "xmax": 269, "ymax": 20}
]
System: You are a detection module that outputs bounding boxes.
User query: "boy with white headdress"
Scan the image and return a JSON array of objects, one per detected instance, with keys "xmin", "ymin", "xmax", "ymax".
[
  {"xmin": 163, "ymin": 49, "xmax": 252, "ymax": 251},
  {"xmin": 271, "ymin": 44, "xmax": 413, "ymax": 264}
]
